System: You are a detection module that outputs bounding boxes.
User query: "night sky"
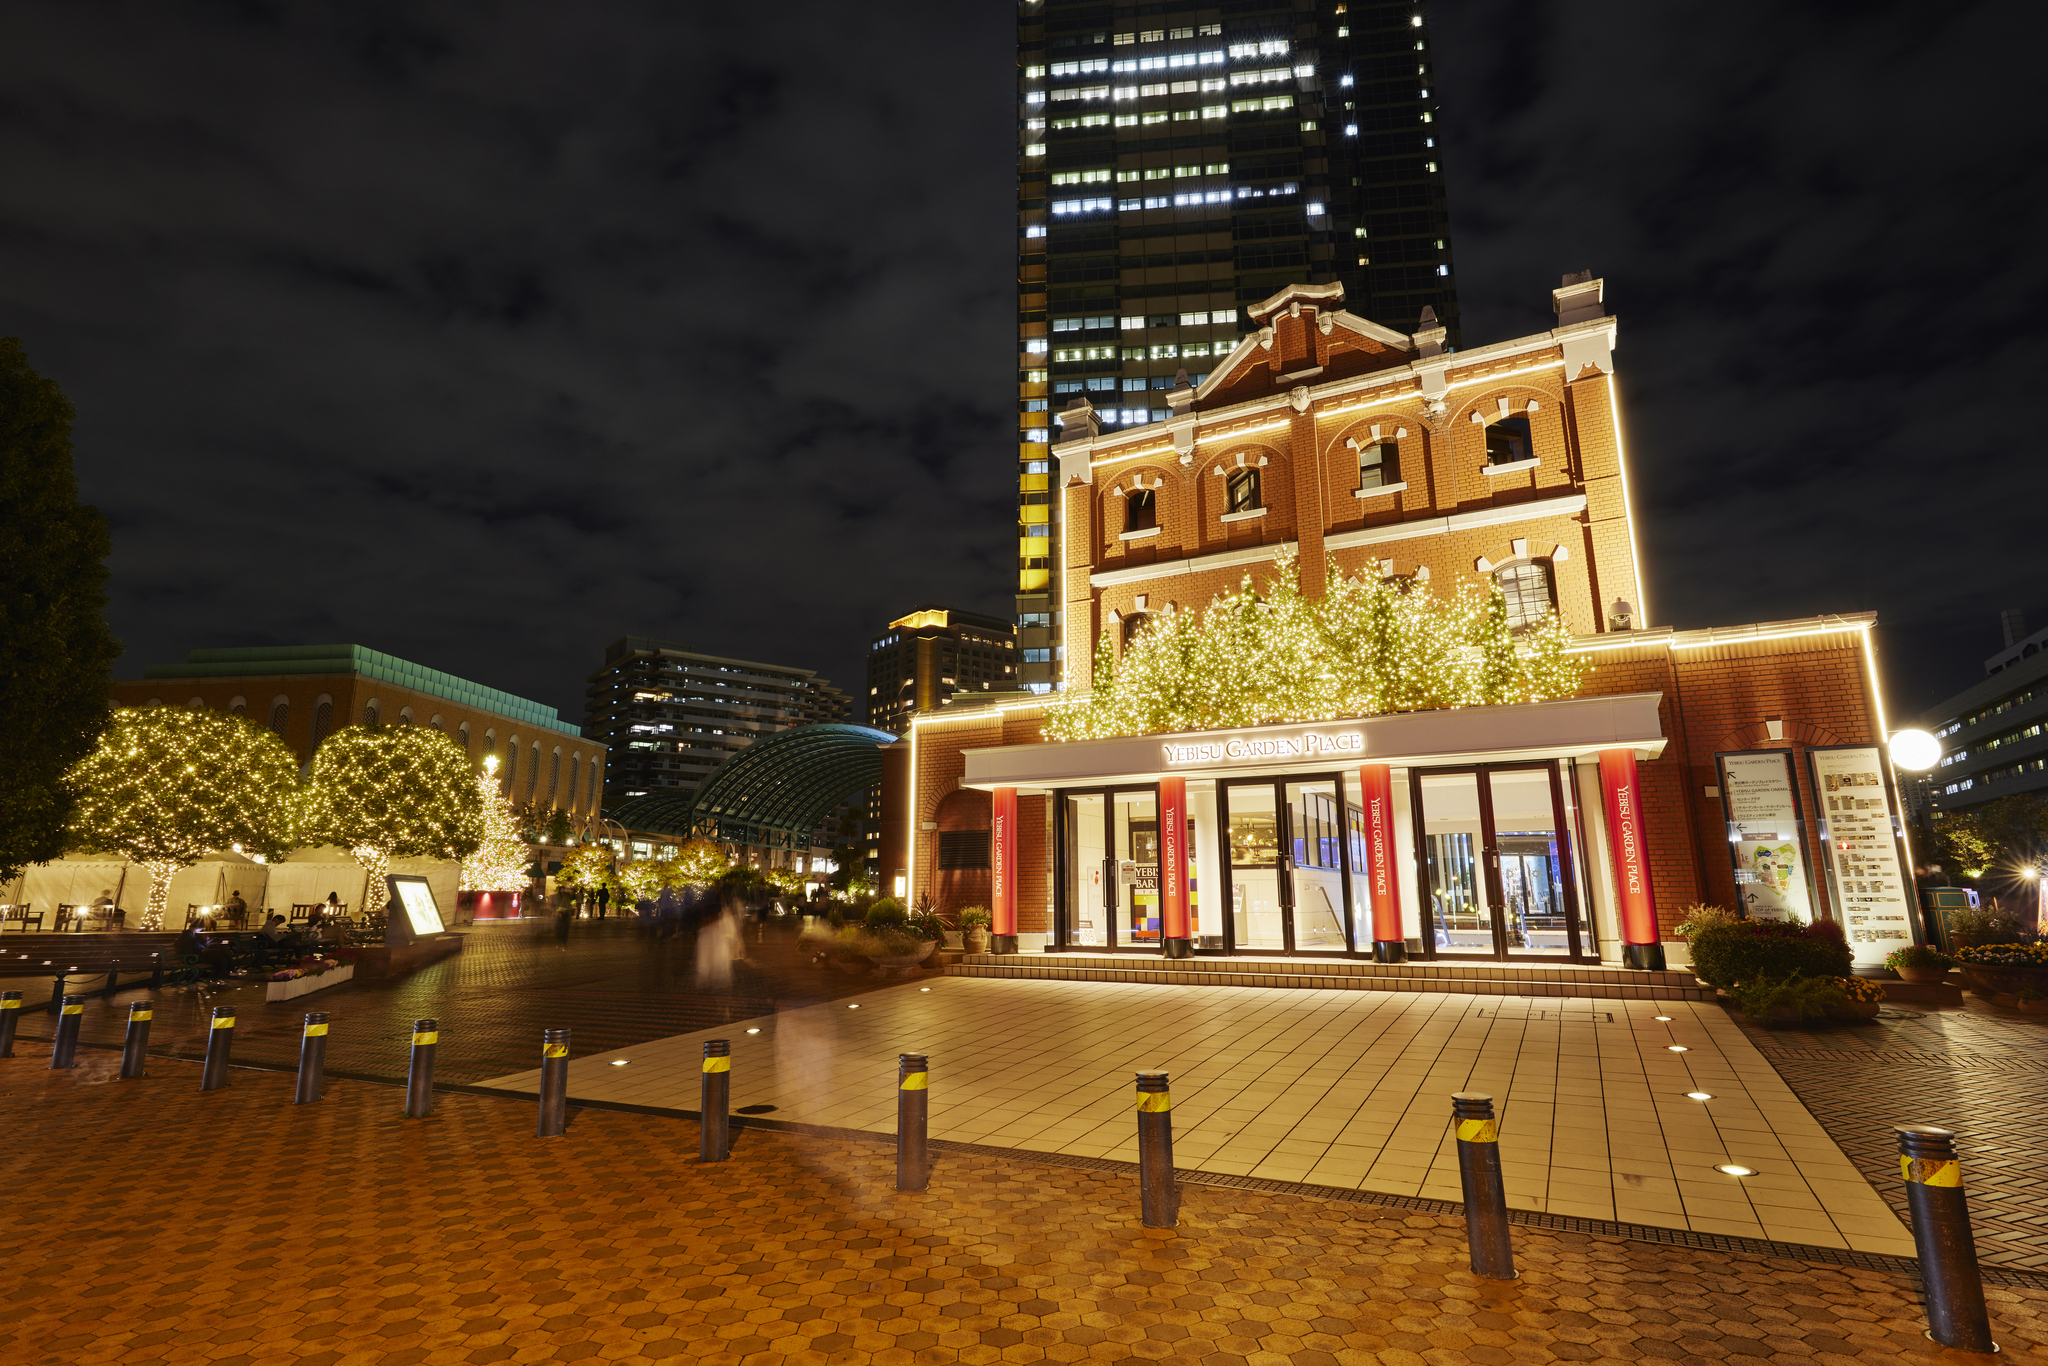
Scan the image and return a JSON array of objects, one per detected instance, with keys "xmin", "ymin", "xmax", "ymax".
[{"xmin": 2, "ymin": 2, "xmax": 2041, "ymax": 730}]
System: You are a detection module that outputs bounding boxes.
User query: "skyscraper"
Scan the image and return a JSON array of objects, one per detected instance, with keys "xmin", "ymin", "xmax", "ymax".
[
  {"xmin": 1014, "ymin": 0, "xmax": 1459, "ymax": 691},
  {"xmin": 865, "ymin": 606, "xmax": 1020, "ymax": 737}
]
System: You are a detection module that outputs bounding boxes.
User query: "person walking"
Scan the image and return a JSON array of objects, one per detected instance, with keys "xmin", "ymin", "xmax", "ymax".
[{"xmin": 553, "ymin": 890, "xmax": 572, "ymax": 946}]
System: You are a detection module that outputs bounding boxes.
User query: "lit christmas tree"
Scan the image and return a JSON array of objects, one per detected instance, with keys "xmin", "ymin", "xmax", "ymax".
[
  {"xmin": 1046, "ymin": 549, "xmax": 1588, "ymax": 742},
  {"xmin": 307, "ymin": 724, "xmax": 483, "ymax": 920},
  {"xmin": 65, "ymin": 707, "xmax": 303, "ymax": 930},
  {"xmin": 461, "ymin": 756, "xmax": 530, "ymax": 893}
]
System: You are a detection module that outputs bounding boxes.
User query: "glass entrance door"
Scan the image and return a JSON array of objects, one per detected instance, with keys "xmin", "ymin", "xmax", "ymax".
[
  {"xmin": 1413, "ymin": 763, "xmax": 1585, "ymax": 960},
  {"xmin": 1219, "ymin": 777, "xmax": 1355, "ymax": 955},
  {"xmin": 1057, "ymin": 787, "xmax": 1160, "ymax": 950}
]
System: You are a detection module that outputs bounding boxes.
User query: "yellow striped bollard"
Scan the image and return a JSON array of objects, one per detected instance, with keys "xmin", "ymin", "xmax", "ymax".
[
  {"xmin": 49, "ymin": 995, "xmax": 85, "ymax": 1070},
  {"xmin": 119, "ymin": 1001, "xmax": 153, "ymax": 1079},
  {"xmin": 897, "ymin": 1053, "xmax": 930, "ymax": 1191},
  {"xmin": 199, "ymin": 1005, "xmax": 235, "ymax": 1090},
  {"xmin": 0, "ymin": 989, "xmax": 21, "ymax": 1057},
  {"xmin": 294, "ymin": 1013, "xmax": 329, "ymax": 1104},
  {"xmin": 1452, "ymin": 1092, "xmax": 1516, "ymax": 1280},
  {"xmin": 1897, "ymin": 1124, "xmax": 1995, "ymax": 1352},
  {"xmin": 537, "ymin": 1029, "xmax": 571, "ymax": 1136},
  {"xmin": 404, "ymin": 1018, "xmax": 438, "ymax": 1118},
  {"xmin": 1136, "ymin": 1070, "xmax": 1177, "ymax": 1228},
  {"xmin": 700, "ymin": 1038, "xmax": 730, "ymax": 1162}
]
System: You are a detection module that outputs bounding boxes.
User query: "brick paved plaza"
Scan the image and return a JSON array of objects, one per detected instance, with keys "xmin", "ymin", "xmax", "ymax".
[
  {"xmin": 8, "ymin": 920, "xmax": 2048, "ymax": 1363},
  {"xmin": 5, "ymin": 1059, "xmax": 2046, "ymax": 1366}
]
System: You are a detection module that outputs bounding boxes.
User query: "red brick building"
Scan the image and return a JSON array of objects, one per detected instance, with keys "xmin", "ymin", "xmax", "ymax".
[{"xmin": 892, "ymin": 277, "xmax": 1917, "ymax": 972}]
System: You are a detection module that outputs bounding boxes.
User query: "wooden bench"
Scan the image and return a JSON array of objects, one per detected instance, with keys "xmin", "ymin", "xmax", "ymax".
[{"xmin": 1, "ymin": 906, "xmax": 44, "ymax": 933}]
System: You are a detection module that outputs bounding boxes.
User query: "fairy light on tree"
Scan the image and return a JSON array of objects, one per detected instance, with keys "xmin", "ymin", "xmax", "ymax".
[
  {"xmin": 460, "ymin": 754, "xmax": 529, "ymax": 894},
  {"xmin": 64, "ymin": 706, "xmax": 303, "ymax": 930},
  {"xmin": 1046, "ymin": 549, "xmax": 1588, "ymax": 742},
  {"xmin": 671, "ymin": 837, "xmax": 731, "ymax": 886},
  {"xmin": 307, "ymin": 724, "xmax": 484, "ymax": 920}
]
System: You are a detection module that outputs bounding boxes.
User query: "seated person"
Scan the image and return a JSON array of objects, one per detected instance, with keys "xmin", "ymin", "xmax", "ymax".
[
  {"xmin": 258, "ymin": 913, "xmax": 290, "ymax": 943},
  {"xmin": 224, "ymin": 890, "xmax": 248, "ymax": 926},
  {"xmin": 173, "ymin": 926, "xmax": 236, "ymax": 976}
]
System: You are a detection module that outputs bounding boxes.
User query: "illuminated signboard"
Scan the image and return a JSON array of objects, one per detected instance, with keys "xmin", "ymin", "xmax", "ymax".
[
  {"xmin": 386, "ymin": 875, "xmax": 446, "ymax": 937},
  {"xmin": 1162, "ymin": 730, "xmax": 1362, "ymax": 765}
]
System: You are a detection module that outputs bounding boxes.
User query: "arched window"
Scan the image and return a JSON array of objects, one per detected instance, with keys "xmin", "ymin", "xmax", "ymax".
[
  {"xmin": 588, "ymin": 756, "xmax": 603, "ymax": 811},
  {"xmin": 228, "ymin": 695, "xmax": 248, "ymax": 717},
  {"xmin": 145, "ymin": 697, "xmax": 163, "ymax": 707},
  {"xmin": 310, "ymin": 694, "xmax": 335, "ymax": 752},
  {"xmin": 187, "ymin": 696, "xmax": 205, "ymax": 709},
  {"xmin": 482, "ymin": 728, "xmax": 495, "ymax": 761},
  {"xmin": 1226, "ymin": 467, "xmax": 1260, "ymax": 513},
  {"xmin": 568, "ymin": 754, "xmax": 581, "ymax": 810},
  {"xmin": 268, "ymin": 696, "xmax": 290, "ymax": 737},
  {"xmin": 398, "ymin": 707, "xmax": 414, "ymax": 726},
  {"xmin": 1358, "ymin": 438, "xmax": 1398, "ymax": 489},
  {"xmin": 458, "ymin": 722, "xmax": 471, "ymax": 751},
  {"xmin": 505, "ymin": 737, "xmax": 520, "ymax": 791},
  {"xmin": 364, "ymin": 699, "xmax": 381, "ymax": 725},
  {"xmin": 1126, "ymin": 489, "xmax": 1157, "ymax": 532},
  {"xmin": 1120, "ymin": 612, "xmax": 1150, "ymax": 648},
  {"xmin": 429, "ymin": 714, "xmax": 443, "ymax": 730},
  {"xmin": 1497, "ymin": 561, "xmax": 1556, "ymax": 630},
  {"xmin": 546, "ymin": 748, "xmax": 561, "ymax": 804},
  {"xmin": 1485, "ymin": 415, "xmax": 1532, "ymax": 466},
  {"xmin": 526, "ymin": 743, "xmax": 541, "ymax": 801}
]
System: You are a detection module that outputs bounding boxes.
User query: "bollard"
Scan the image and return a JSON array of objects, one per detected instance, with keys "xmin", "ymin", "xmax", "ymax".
[
  {"xmin": 700, "ymin": 1038, "xmax": 731, "ymax": 1162},
  {"xmin": 119, "ymin": 1001, "xmax": 153, "ymax": 1079},
  {"xmin": 199, "ymin": 1005, "xmax": 236, "ymax": 1091},
  {"xmin": 150, "ymin": 952, "xmax": 163, "ymax": 990},
  {"xmin": 1135, "ymin": 1070, "xmax": 1178, "ymax": 1228},
  {"xmin": 105, "ymin": 960, "xmax": 121, "ymax": 997},
  {"xmin": 294, "ymin": 1013, "xmax": 329, "ymax": 1105},
  {"xmin": 49, "ymin": 995, "xmax": 85, "ymax": 1070},
  {"xmin": 46, "ymin": 973, "xmax": 67, "ymax": 1016},
  {"xmin": 0, "ymin": 989, "xmax": 20, "ymax": 1057},
  {"xmin": 1452, "ymin": 1093, "xmax": 1517, "ymax": 1280},
  {"xmin": 537, "ymin": 1029, "xmax": 570, "ymax": 1137},
  {"xmin": 1897, "ymin": 1124, "xmax": 1997, "ymax": 1352},
  {"xmin": 404, "ymin": 1018, "xmax": 438, "ymax": 1118},
  {"xmin": 896, "ymin": 1053, "xmax": 930, "ymax": 1192}
]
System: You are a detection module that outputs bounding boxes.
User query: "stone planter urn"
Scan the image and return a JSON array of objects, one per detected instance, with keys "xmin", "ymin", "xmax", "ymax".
[
  {"xmin": 1957, "ymin": 964, "xmax": 2048, "ymax": 1000},
  {"xmin": 1894, "ymin": 965, "xmax": 1951, "ymax": 985},
  {"xmin": 871, "ymin": 939, "xmax": 939, "ymax": 977},
  {"xmin": 964, "ymin": 926, "xmax": 990, "ymax": 955}
]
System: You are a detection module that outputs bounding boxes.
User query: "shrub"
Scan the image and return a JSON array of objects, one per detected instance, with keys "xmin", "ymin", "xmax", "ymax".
[
  {"xmin": 958, "ymin": 905, "xmax": 992, "ymax": 929},
  {"xmin": 1728, "ymin": 973, "xmax": 1851, "ymax": 1021},
  {"xmin": 1687, "ymin": 918, "xmax": 1853, "ymax": 988},
  {"xmin": 906, "ymin": 910, "xmax": 945, "ymax": 941},
  {"xmin": 1673, "ymin": 903, "xmax": 1734, "ymax": 941},
  {"xmin": 2016, "ymin": 987, "xmax": 2042, "ymax": 1003},
  {"xmin": 864, "ymin": 898, "xmax": 908, "ymax": 930},
  {"xmin": 1884, "ymin": 944, "xmax": 1952, "ymax": 972},
  {"xmin": 1948, "ymin": 903, "xmax": 2025, "ymax": 938}
]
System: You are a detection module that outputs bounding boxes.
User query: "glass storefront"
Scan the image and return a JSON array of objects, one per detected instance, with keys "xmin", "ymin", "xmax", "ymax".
[{"xmin": 1055, "ymin": 760, "xmax": 1592, "ymax": 962}]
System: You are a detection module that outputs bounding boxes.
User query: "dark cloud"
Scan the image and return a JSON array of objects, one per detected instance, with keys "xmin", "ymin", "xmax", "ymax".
[{"xmin": 1, "ymin": 0, "xmax": 2039, "ymax": 729}]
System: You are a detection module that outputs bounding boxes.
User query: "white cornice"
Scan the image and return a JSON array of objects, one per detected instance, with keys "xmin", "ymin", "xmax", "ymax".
[{"xmin": 1323, "ymin": 494, "xmax": 1590, "ymax": 554}]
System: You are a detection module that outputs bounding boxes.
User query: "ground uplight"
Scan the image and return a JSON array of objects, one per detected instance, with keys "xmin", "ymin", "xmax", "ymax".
[
  {"xmin": 746, "ymin": 1027, "xmax": 761, "ymax": 1034},
  {"xmin": 1687, "ymin": 1091, "xmax": 1714, "ymax": 1101},
  {"xmin": 609, "ymin": 1060, "xmax": 629, "ymax": 1067},
  {"xmin": 1667, "ymin": 1045, "xmax": 1688, "ymax": 1052},
  {"xmin": 1653, "ymin": 1015, "xmax": 1673, "ymax": 1021},
  {"xmin": 1715, "ymin": 1164, "xmax": 1756, "ymax": 1177}
]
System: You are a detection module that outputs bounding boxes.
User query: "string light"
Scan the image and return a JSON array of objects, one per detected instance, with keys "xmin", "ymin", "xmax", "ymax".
[
  {"xmin": 1045, "ymin": 547, "xmax": 1588, "ymax": 742},
  {"xmin": 307, "ymin": 725, "xmax": 484, "ymax": 919},
  {"xmin": 65, "ymin": 706, "xmax": 303, "ymax": 930},
  {"xmin": 460, "ymin": 768, "xmax": 530, "ymax": 893}
]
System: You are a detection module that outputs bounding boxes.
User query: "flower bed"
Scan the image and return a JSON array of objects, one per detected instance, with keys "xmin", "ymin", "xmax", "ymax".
[
  {"xmin": 1729, "ymin": 973, "xmax": 1882, "ymax": 1027},
  {"xmin": 264, "ymin": 958, "xmax": 355, "ymax": 1002},
  {"xmin": 1953, "ymin": 942, "xmax": 2048, "ymax": 1000}
]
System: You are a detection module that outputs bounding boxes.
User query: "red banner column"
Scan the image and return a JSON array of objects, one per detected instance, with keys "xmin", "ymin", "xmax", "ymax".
[
  {"xmin": 1598, "ymin": 749, "xmax": 1665, "ymax": 971},
  {"xmin": 991, "ymin": 787, "xmax": 1019, "ymax": 954},
  {"xmin": 1357, "ymin": 765, "xmax": 1406, "ymax": 963},
  {"xmin": 1159, "ymin": 777, "xmax": 1192, "ymax": 959}
]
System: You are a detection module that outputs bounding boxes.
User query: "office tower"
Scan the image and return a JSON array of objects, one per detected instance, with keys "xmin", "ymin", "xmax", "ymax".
[
  {"xmin": 865, "ymin": 606, "xmax": 1021, "ymax": 737},
  {"xmin": 1014, "ymin": 0, "xmax": 1460, "ymax": 691},
  {"xmin": 583, "ymin": 636, "xmax": 850, "ymax": 806}
]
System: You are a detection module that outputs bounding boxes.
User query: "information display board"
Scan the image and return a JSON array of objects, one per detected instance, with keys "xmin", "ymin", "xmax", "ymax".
[
  {"xmin": 1807, "ymin": 745, "xmax": 1916, "ymax": 965},
  {"xmin": 387, "ymin": 874, "xmax": 446, "ymax": 937},
  {"xmin": 1715, "ymin": 750, "xmax": 1817, "ymax": 924}
]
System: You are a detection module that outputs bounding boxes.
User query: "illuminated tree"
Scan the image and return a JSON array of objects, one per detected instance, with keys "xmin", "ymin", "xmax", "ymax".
[
  {"xmin": 0, "ymin": 339, "xmax": 122, "ymax": 880},
  {"xmin": 671, "ymin": 837, "xmax": 731, "ymax": 886},
  {"xmin": 1046, "ymin": 549, "xmax": 1587, "ymax": 742},
  {"xmin": 308, "ymin": 725, "xmax": 484, "ymax": 919},
  {"xmin": 555, "ymin": 844, "xmax": 614, "ymax": 898},
  {"xmin": 460, "ymin": 757, "xmax": 530, "ymax": 893},
  {"xmin": 65, "ymin": 706, "xmax": 303, "ymax": 930}
]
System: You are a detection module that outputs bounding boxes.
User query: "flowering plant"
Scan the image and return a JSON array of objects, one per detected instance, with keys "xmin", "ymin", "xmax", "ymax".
[
  {"xmin": 1833, "ymin": 975, "xmax": 1885, "ymax": 1004},
  {"xmin": 1954, "ymin": 942, "xmax": 2048, "ymax": 967},
  {"xmin": 1884, "ymin": 944, "xmax": 1952, "ymax": 971},
  {"xmin": 270, "ymin": 968, "xmax": 304, "ymax": 982}
]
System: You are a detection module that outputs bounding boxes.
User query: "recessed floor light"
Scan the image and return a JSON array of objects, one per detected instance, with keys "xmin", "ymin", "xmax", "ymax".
[
  {"xmin": 1653, "ymin": 1015, "xmax": 1673, "ymax": 1021},
  {"xmin": 920, "ymin": 987, "xmax": 931, "ymax": 992},
  {"xmin": 746, "ymin": 1027, "xmax": 761, "ymax": 1034},
  {"xmin": 609, "ymin": 1060, "xmax": 630, "ymax": 1066},
  {"xmin": 849, "ymin": 1004, "xmax": 860, "ymax": 1008},
  {"xmin": 1687, "ymin": 1091, "xmax": 1715, "ymax": 1101},
  {"xmin": 1667, "ymin": 1045, "xmax": 1689, "ymax": 1052},
  {"xmin": 1715, "ymin": 1164, "xmax": 1756, "ymax": 1177}
]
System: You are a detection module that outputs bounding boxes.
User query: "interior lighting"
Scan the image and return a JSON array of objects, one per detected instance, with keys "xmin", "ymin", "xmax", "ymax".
[
  {"xmin": 1715, "ymin": 1164, "xmax": 1756, "ymax": 1177},
  {"xmin": 1889, "ymin": 729, "xmax": 1942, "ymax": 772},
  {"xmin": 1687, "ymin": 1092, "xmax": 1714, "ymax": 1101}
]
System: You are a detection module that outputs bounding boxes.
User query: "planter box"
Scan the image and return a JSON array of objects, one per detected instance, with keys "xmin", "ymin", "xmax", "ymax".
[
  {"xmin": 1957, "ymin": 963, "xmax": 2048, "ymax": 999},
  {"xmin": 265, "ymin": 964, "xmax": 354, "ymax": 1002}
]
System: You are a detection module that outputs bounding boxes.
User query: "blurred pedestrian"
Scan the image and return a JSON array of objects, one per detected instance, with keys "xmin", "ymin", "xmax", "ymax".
[{"xmin": 554, "ymin": 891, "xmax": 572, "ymax": 946}]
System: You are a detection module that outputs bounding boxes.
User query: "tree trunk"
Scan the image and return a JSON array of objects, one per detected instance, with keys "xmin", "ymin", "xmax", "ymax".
[
  {"xmin": 353, "ymin": 845, "xmax": 391, "ymax": 919},
  {"xmin": 140, "ymin": 860, "xmax": 180, "ymax": 931}
]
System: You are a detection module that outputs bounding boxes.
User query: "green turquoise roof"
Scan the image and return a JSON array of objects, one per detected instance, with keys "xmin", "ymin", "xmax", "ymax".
[{"xmin": 140, "ymin": 644, "xmax": 583, "ymax": 737}]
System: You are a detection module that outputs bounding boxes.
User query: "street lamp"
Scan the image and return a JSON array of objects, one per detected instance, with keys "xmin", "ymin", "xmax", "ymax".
[{"xmin": 1889, "ymin": 729, "xmax": 1942, "ymax": 772}]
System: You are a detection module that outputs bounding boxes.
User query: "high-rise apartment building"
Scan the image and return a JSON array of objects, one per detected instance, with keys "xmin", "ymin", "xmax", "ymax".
[
  {"xmin": 584, "ymin": 637, "xmax": 850, "ymax": 806},
  {"xmin": 1015, "ymin": 0, "xmax": 1459, "ymax": 691},
  {"xmin": 865, "ymin": 606, "xmax": 1020, "ymax": 736}
]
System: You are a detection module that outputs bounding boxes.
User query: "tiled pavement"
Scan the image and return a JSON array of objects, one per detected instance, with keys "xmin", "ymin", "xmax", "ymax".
[
  {"xmin": 478, "ymin": 977, "xmax": 1915, "ymax": 1256},
  {"xmin": 1732, "ymin": 1000, "xmax": 2048, "ymax": 1270},
  {"xmin": 4, "ymin": 1059, "xmax": 2044, "ymax": 1366},
  {"xmin": 3, "ymin": 920, "xmax": 880, "ymax": 1084}
]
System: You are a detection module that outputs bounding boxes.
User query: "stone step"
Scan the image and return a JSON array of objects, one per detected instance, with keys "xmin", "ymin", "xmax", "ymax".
[{"xmin": 945, "ymin": 955, "xmax": 1718, "ymax": 1002}]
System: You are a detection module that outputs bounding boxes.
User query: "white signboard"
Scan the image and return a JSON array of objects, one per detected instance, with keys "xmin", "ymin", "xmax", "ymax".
[
  {"xmin": 389, "ymin": 875, "xmax": 446, "ymax": 937},
  {"xmin": 1808, "ymin": 746, "xmax": 1915, "ymax": 966},
  {"xmin": 1716, "ymin": 751, "xmax": 1816, "ymax": 924}
]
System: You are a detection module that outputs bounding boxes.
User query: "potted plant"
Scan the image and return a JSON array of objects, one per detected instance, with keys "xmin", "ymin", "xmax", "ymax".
[
  {"xmin": 860, "ymin": 898, "xmax": 937, "ymax": 974},
  {"xmin": 1954, "ymin": 942, "xmax": 2048, "ymax": 1000},
  {"xmin": 959, "ymin": 905, "xmax": 992, "ymax": 955},
  {"xmin": 1728, "ymin": 973, "xmax": 1880, "ymax": 1027},
  {"xmin": 1884, "ymin": 943, "xmax": 1954, "ymax": 985},
  {"xmin": 2017, "ymin": 987, "xmax": 2048, "ymax": 1016},
  {"xmin": 1946, "ymin": 904, "xmax": 2025, "ymax": 951}
]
